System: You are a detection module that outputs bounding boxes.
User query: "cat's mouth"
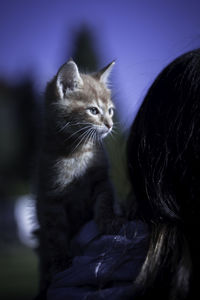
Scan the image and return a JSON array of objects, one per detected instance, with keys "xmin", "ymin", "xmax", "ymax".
[{"xmin": 99, "ymin": 126, "xmax": 112, "ymax": 139}]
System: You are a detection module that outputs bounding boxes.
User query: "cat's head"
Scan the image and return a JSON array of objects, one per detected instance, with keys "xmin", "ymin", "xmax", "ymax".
[{"xmin": 46, "ymin": 59, "xmax": 115, "ymax": 144}]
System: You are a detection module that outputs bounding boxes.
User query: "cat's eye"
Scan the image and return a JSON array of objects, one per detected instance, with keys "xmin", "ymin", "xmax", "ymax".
[
  {"xmin": 108, "ymin": 107, "xmax": 114, "ymax": 116},
  {"xmin": 88, "ymin": 107, "xmax": 100, "ymax": 115}
]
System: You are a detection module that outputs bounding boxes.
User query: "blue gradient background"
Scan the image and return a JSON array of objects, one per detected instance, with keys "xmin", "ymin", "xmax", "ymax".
[{"xmin": 1, "ymin": 0, "xmax": 200, "ymax": 126}]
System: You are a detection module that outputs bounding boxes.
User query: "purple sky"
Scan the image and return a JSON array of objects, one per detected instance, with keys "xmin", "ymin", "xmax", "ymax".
[{"xmin": 1, "ymin": 0, "xmax": 200, "ymax": 127}]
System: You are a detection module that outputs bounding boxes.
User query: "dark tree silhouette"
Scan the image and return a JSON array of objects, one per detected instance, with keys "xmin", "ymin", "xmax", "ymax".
[
  {"xmin": 71, "ymin": 26, "xmax": 99, "ymax": 72},
  {"xmin": 0, "ymin": 78, "xmax": 39, "ymax": 196}
]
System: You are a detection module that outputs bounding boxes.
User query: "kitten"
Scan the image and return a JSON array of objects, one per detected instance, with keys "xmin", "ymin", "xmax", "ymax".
[{"xmin": 36, "ymin": 59, "xmax": 119, "ymax": 297}]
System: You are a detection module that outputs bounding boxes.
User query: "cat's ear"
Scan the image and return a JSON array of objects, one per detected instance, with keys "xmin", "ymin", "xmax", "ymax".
[
  {"xmin": 95, "ymin": 61, "xmax": 115, "ymax": 85},
  {"xmin": 56, "ymin": 59, "xmax": 83, "ymax": 99}
]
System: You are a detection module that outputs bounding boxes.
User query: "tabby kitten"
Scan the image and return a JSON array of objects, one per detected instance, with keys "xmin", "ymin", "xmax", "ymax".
[{"xmin": 36, "ymin": 59, "xmax": 118, "ymax": 297}]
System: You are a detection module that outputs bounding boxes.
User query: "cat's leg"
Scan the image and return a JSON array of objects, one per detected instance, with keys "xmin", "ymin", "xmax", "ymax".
[{"xmin": 94, "ymin": 180, "xmax": 125, "ymax": 234}]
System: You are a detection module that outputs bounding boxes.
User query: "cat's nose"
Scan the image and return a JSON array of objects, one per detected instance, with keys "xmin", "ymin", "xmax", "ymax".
[{"xmin": 104, "ymin": 122, "xmax": 112, "ymax": 130}]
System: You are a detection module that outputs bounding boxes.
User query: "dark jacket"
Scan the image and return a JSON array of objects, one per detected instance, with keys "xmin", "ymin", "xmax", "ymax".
[{"xmin": 47, "ymin": 220, "xmax": 149, "ymax": 300}]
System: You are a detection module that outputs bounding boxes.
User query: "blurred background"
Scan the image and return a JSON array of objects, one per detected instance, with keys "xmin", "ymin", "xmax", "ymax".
[{"xmin": 1, "ymin": 0, "xmax": 200, "ymax": 299}]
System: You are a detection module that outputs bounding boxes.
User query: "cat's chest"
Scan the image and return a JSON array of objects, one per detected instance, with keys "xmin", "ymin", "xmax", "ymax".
[{"xmin": 54, "ymin": 150, "xmax": 94, "ymax": 189}]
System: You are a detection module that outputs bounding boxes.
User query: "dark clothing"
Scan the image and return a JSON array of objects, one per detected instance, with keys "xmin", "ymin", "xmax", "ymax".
[{"xmin": 47, "ymin": 220, "xmax": 149, "ymax": 300}]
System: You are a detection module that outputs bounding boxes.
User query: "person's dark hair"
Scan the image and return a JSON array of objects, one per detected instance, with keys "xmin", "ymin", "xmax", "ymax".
[{"xmin": 127, "ymin": 49, "xmax": 200, "ymax": 299}]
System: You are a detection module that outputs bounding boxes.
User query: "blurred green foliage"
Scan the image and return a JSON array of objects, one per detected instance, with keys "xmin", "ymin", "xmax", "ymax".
[{"xmin": 0, "ymin": 245, "xmax": 38, "ymax": 300}]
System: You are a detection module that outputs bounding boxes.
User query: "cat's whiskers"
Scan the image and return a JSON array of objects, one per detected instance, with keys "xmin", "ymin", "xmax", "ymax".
[
  {"xmin": 71, "ymin": 121, "xmax": 94, "ymax": 127},
  {"xmin": 71, "ymin": 127, "xmax": 93, "ymax": 153},
  {"xmin": 113, "ymin": 123, "xmax": 122, "ymax": 131},
  {"xmin": 112, "ymin": 124, "xmax": 118, "ymax": 131},
  {"xmin": 58, "ymin": 122, "xmax": 70, "ymax": 132},
  {"xmin": 111, "ymin": 128, "xmax": 116, "ymax": 134},
  {"xmin": 110, "ymin": 127, "xmax": 116, "ymax": 135},
  {"xmin": 95, "ymin": 130, "xmax": 101, "ymax": 145},
  {"xmin": 91, "ymin": 129, "xmax": 97, "ymax": 144},
  {"xmin": 85, "ymin": 128, "xmax": 95, "ymax": 146},
  {"xmin": 109, "ymin": 130, "xmax": 116, "ymax": 141},
  {"xmin": 82, "ymin": 127, "xmax": 97, "ymax": 149},
  {"xmin": 95, "ymin": 129, "xmax": 101, "ymax": 145},
  {"xmin": 65, "ymin": 125, "xmax": 92, "ymax": 141},
  {"xmin": 71, "ymin": 131, "xmax": 89, "ymax": 154}
]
